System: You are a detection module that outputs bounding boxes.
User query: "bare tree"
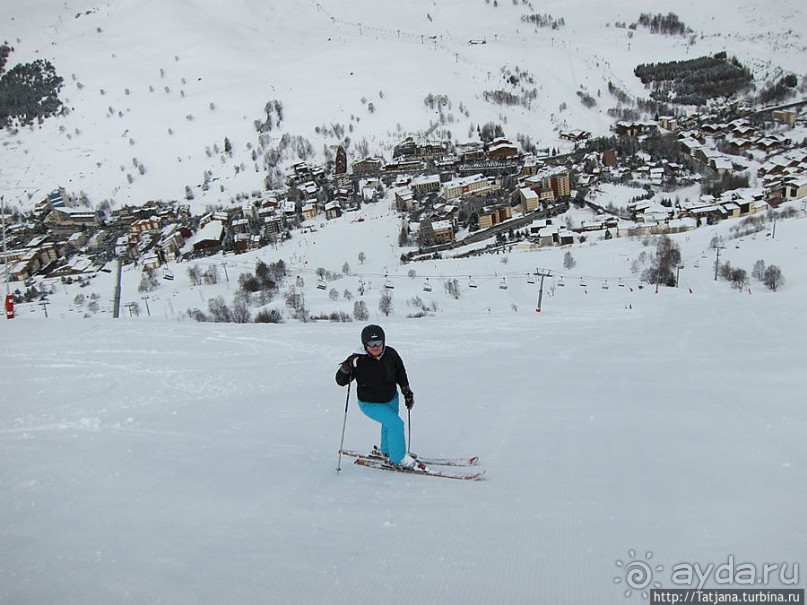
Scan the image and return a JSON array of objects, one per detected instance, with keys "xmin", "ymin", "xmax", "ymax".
[
  {"xmin": 763, "ymin": 265, "xmax": 784, "ymax": 291},
  {"xmin": 642, "ymin": 236, "xmax": 681, "ymax": 287},
  {"xmin": 379, "ymin": 291, "xmax": 394, "ymax": 316},
  {"xmin": 208, "ymin": 296, "xmax": 233, "ymax": 322},
  {"xmin": 752, "ymin": 260, "xmax": 766, "ymax": 281},
  {"xmin": 232, "ymin": 299, "xmax": 252, "ymax": 323},
  {"xmin": 353, "ymin": 300, "xmax": 369, "ymax": 321},
  {"xmin": 188, "ymin": 264, "xmax": 203, "ymax": 286}
]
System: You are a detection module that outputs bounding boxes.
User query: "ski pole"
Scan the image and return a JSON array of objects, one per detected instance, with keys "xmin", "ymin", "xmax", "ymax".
[
  {"xmin": 407, "ymin": 407, "xmax": 412, "ymax": 454},
  {"xmin": 336, "ymin": 382, "xmax": 351, "ymax": 472}
]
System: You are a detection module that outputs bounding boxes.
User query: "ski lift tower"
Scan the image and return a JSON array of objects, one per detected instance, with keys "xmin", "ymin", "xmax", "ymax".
[
  {"xmin": 1, "ymin": 195, "xmax": 13, "ymax": 319},
  {"xmin": 534, "ymin": 269, "xmax": 552, "ymax": 313}
]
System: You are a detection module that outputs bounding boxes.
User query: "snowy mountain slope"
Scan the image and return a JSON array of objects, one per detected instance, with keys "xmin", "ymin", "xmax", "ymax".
[
  {"xmin": 2, "ymin": 2, "xmax": 806, "ymax": 602},
  {"xmin": 1, "ymin": 201, "xmax": 806, "ymax": 603},
  {"xmin": 2, "ymin": 225, "xmax": 806, "ymax": 603},
  {"xmin": 1, "ymin": 0, "xmax": 804, "ymax": 211}
]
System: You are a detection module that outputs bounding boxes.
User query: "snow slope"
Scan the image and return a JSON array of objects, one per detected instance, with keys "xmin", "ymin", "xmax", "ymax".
[
  {"xmin": 2, "ymin": 0, "xmax": 806, "ymax": 602},
  {"xmin": 2, "ymin": 205, "xmax": 806, "ymax": 603},
  {"xmin": 1, "ymin": 0, "xmax": 805, "ymax": 211}
]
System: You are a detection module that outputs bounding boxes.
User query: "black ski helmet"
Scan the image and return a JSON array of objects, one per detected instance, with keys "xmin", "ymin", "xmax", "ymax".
[{"xmin": 361, "ymin": 324, "xmax": 385, "ymax": 346}]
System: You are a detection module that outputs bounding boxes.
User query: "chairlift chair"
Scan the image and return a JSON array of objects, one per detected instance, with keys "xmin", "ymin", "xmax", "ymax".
[
  {"xmin": 557, "ymin": 276, "xmax": 565, "ymax": 287},
  {"xmin": 384, "ymin": 276, "xmax": 395, "ymax": 290},
  {"xmin": 423, "ymin": 278, "xmax": 432, "ymax": 292},
  {"xmin": 579, "ymin": 277, "xmax": 587, "ymax": 287},
  {"xmin": 499, "ymin": 278, "xmax": 508, "ymax": 290},
  {"xmin": 468, "ymin": 276, "xmax": 478, "ymax": 289},
  {"xmin": 527, "ymin": 273, "xmax": 536, "ymax": 285},
  {"xmin": 317, "ymin": 278, "xmax": 327, "ymax": 291},
  {"xmin": 162, "ymin": 268, "xmax": 174, "ymax": 281},
  {"xmin": 602, "ymin": 280, "xmax": 609, "ymax": 290},
  {"xmin": 618, "ymin": 278, "xmax": 625, "ymax": 287}
]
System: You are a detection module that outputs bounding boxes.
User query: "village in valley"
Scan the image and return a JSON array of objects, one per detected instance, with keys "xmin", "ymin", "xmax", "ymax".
[{"xmin": 4, "ymin": 90, "xmax": 805, "ymax": 306}]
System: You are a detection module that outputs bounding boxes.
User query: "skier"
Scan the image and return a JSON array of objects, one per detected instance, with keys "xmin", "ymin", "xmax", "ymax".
[{"xmin": 335, "ymin": 324, "xmax": 418, "ymax": 469}]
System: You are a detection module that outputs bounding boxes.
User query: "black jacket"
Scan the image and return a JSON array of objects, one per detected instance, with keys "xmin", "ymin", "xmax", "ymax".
[{"xmin": 335, "ymin": 346, "xmax": 410, "ymax": 403}]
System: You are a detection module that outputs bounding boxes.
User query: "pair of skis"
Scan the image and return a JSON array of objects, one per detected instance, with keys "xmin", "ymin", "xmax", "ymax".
[{"xmin": 339, "ymin": 448, "xmax": 485, "ymax": 481}]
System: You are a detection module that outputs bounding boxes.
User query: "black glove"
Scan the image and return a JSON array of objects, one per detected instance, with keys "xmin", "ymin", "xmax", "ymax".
[
  {"xmin": 339, "ymin": 354, "xmax": 360, "ymax": 375},
  {"xmin": 401, "ymin": 385, "xmax": 414, "ymax": 410}
]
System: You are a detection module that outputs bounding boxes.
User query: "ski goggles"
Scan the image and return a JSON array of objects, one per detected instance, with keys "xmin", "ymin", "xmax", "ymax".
[{"xmin": 364, "ymin": 339, "xmax": 384, "ymax": 348}]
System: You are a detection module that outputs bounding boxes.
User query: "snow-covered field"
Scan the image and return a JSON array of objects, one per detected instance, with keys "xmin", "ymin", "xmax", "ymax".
[
  {"xmin": 1, "ymin": 0, "xmax": 805, "ymax": 211},
  {"xmin": 2, "ymin": 0, "xmax": 807, "ymax": 602},
  {"xmin": 2, "ymin": 204, "xmax": 806, "ymax": 603}
]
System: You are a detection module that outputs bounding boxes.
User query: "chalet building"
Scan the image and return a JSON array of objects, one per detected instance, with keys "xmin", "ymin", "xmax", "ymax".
[
  {"xmin": 292, "ymin": 162, "xmax": 312, "ymax": 179},
  {"xmin": 602, "ymin": 149, "xmax": 618, "ymax": 168},
  {"xmin": 441, "ymin": 174, "xmax": 493, "ymax": 200},
  {"xmin": 382, "ymin": 158, "xmax": 425, "ymax": 176},
  {"xmin": 771, "ymin": 109, "xmax": 797, "ymax": 126},
  {"xmin": 43, "ymin": 207, "xmax": 103, "ymax": 235},
  {"xmin": 302, "ymin": 201, "xmax": 317, "ymax": 221},
  {"xmin": 430, "ymin": 220, "xmax": 455, "ymax": 244},
  {"xmin": 549, "ymin": 172, "xmax": 571, "ymax": 198},
  {"xmin": 487, "ymin": 138, "xmax": 518, "ymax": 160},
  {"xmin": 234, "ymin": 233, "xmax": 261, "ymax": 254},
  {"xmin": 352, "ymin": 157, "xmax": 383, "ymax": 176},
  {"xmin": 559, "ymin": 129, "xmax": 592, "ymax": 142},
  {"xmin": 457, "ymin": 160, "xmax": 519, "ymax": 177},
  {"xmin": 334, "ymin": 173, "xmax": 351, "ymax": 189},
  {"xmin": 519, "ymin": 188, "xmax": 541, "ymax": 213},
  {"xmin": 192, "ymin": 220, "xmax": 225, "ymax": 253},
  {"xmin": 523, "ymin": 175, "xmax": 557, "ymax": 204},
  {"xmin": 395, "ymin": 189, "xmax": 416, "ymax": 212},
  {"xmin": 455, "ymin": 143, "xmax": 485, "ymax": 163},
  {"xmin": 614, "ymin": 121, "xmax": 658, "ymax": 137},
  {"xmin": 785, "ymin": 176, "xmax": 807, "ymax": 200},
  {"xmin": 282, "ymin": 201, "xmax": 297, "ymax": 221},
  {"xmin": 264, "ymin": 216, "xmax": 283, "ymax": 235},
  {"xmin": 159, "ymin": 224, "xmax": 185, "ymax": 260},
  {"xmin": 419, "ymin": 219, "xmax": 455, "ymax": 245},
  {"xmin": 231, "ymin": 218, "xmax": 250, "ymax": 235},
  {"xmin": 521, "ymin": 156, "xmax": 540, "ymax": 177},
  {"xmin": 130, "ymin": 217, "xmax": 160, "ymax": 234},
  {"xmin": 324, "ymin": 201, "xmax": 342, "ymax": 220},
  {"xmin": 393, "ymin": 137, "xmax": 449, "ymax": 161},
  {"xmin": 657, "ymin": 116, "xmax": 678, "ymax": 131},
  {"xmin": 478, "ymin": 205, "xmax": 512, "ymax": 229},
  {"xmin": 410, "ymin": 174, "xmax": 441, "ymax": 196}
]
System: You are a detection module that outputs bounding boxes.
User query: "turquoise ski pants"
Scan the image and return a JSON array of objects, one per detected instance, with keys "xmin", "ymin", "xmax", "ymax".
[{"xmin": 357, "ymin": 394, "xmax": 406, "ymax": 464}]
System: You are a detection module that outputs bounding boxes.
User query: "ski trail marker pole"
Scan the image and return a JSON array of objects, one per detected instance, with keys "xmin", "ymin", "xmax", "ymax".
[{"xmin": 336, "ymin": 382, "xmax": 351, "ymax": 472}]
